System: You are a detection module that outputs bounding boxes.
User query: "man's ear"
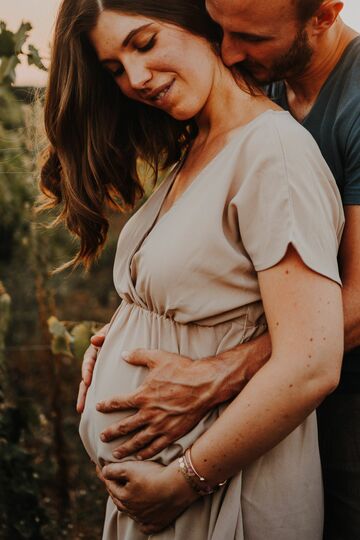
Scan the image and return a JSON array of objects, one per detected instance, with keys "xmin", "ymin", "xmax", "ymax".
[{"xmin": 310, "ymin": 1, "xmax": 344, "ymax": 35}]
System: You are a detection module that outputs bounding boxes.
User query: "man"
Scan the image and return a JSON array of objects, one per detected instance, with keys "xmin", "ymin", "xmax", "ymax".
[{"xmin": 78, "ymin": 1, "xmax": 360, "ymax": 536}]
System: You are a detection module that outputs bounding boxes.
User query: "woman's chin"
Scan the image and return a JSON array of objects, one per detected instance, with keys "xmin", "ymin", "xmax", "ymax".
[{"xmin": 165, "ymin": 106, "xmax": 199, "ymax": 122}]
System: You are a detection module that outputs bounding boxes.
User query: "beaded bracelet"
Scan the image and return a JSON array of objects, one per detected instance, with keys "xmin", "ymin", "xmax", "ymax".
[{"xmin": 178, "ymin": 447, "xmax": 227, "ymax": 496}]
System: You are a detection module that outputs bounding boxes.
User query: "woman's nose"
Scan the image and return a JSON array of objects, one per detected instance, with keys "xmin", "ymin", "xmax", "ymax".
[
  {"xmin": 221, "ymin": 33, "xmax": 246, "ymax": 67},
  {"xmin": 127, "ymin": 62, "xmax": 152, "ymax": 90}
]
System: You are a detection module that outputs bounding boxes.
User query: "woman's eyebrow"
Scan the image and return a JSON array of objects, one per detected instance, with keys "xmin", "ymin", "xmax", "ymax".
[{"xmin": 122, "ymin": 23, "xmax": 154, "ymax": 47}]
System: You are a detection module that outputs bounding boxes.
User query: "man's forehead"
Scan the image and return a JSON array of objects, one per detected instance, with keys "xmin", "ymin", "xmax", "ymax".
[{"xmin": 206, "ymin": 0, "xmax": 296, "ymax": 31}]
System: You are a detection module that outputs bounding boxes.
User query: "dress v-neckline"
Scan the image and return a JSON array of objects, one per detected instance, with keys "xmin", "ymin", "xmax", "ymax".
[
  {"xmin": 126, "ymin": 109, "xmax": 289, "ymax": 297},
  {"xmin": 152, "ymin": 109, "xmax": 287, "ymax": 229}
]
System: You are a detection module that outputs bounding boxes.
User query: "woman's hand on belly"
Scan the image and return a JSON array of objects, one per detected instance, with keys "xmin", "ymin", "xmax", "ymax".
[
  {"xmin": 77, "ymin": 323, "xmax": 109, "ymax": 413},
  {"xmin": 102, "ymin": 459, "xmax": 199, "ymax": 534}
]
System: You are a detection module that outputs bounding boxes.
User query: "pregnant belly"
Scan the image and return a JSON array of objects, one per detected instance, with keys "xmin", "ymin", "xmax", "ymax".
[{"xmin": 79, "ymin": 301, "xmax": 263, "ymax": 467}]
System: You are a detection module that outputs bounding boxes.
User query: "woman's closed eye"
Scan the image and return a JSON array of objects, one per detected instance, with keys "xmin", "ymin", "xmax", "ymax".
[
  {"xmin": 106, "ymin": 35, "xmax": 157, "ymax": 78},
  {"xmin": 135, "ymin": 34, "xmax": 157, "ymax": 52}
]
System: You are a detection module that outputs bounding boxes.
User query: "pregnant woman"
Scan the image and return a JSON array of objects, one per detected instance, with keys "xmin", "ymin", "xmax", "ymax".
[{"xmin": 40, "ymin": 0, "xmax": 344, "ymax": 538}]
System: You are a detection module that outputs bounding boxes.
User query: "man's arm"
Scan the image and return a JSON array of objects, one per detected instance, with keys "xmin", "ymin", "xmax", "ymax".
[
  {"xmin": 97, "ymin": 333, "xmax": 271, "ymax": 459},
  {"xmin": 339, "ymin": 205, "xmax": 360, "ymax": 352}
]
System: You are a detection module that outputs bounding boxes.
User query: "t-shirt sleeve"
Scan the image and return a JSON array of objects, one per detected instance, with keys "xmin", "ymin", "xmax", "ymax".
[
  {"xmin": 343, "ymin": 110, "xmax": 360, "ymax": 205},
  {"xmin": 230, "ymin": 113, "xmax": 345, "ymax": 284}
]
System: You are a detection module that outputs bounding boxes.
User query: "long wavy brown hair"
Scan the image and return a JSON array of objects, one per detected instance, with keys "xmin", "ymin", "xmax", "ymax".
[{"xmin": 39, "ymin": 0, "xmax": 222, "ymax": 270}]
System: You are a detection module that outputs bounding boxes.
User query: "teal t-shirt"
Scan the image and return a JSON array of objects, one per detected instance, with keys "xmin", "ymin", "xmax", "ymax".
[{"xmin": 268, "ymin": 36, "xmax": 360, "ymax": 381}]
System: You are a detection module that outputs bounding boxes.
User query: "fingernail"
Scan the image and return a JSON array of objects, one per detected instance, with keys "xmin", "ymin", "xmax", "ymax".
[
  {"xmin": 122, "ymin": 351, "xmax": 130, "ymax": 361},
  {"xmin": 96, "ymin": 402, "xmax": 102, "ymax": 411},
  {"xmin": 113, "ymin": 451, "xmax": 124, "ymax": 459},
  {"xmin": 136, "ymin": 455, "xmax": 143, "ymax": 461},
  {"xmin": 100, "ymin": 433, "xmax": 107, "ymax": 442}
]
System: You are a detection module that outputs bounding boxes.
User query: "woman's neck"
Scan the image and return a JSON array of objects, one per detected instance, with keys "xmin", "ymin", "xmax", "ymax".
[{"xmin": 194, "ymin": 60, "xmax": 274, "ymax": 145}]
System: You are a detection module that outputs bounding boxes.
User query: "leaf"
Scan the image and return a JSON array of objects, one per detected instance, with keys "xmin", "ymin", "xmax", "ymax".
[
  {"xmin": 13, "ymin": 21, "xmax": 32, "ymax": 54},
  {"xmin": 47, "ymin": 316, "xmax": 73, "ymax": 358},
  {"xmin": 0, "ymin": 85, "xmax": 24, "ymax": 127},
  {"xmin": 0, "ymin": 55, "xmax": 20, "ymax": 85},
  {"xmin": 0, "ymin": 28, "xmax": 15, "ymax": 58},
  {"xmin": 71, "ymin": 322, "xmax": 94, "ymax": 361},
  {"xmin": 27, "ymin": 44, "xmax": 47, "ymax": 71}
]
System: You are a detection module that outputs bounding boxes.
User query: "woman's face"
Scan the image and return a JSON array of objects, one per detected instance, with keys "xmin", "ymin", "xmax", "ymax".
[{"xmin": 89, "ymin": 11, "xmax": 218, "ymax": 120}]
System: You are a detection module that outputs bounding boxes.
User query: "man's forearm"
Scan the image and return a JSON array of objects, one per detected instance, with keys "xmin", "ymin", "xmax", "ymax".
[
  {"xmin": 343, "ymin": 285, "xmax": 360, "ymax": 352},
  {"xmin": 338, "ymin": 205, "xmax": 360, "ymax": 354},
  {"xmin": 206, "ymin": 332, "xmax": 272, "ymax": 406},
  {"xmin": 97, "ymin": 332, "xmax": 272, "ymax": 460}
]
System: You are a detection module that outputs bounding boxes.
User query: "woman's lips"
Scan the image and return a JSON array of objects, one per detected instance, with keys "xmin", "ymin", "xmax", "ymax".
[{"xmin": 149, "ymin": 79, "xmax": 175, "ymax": 105}]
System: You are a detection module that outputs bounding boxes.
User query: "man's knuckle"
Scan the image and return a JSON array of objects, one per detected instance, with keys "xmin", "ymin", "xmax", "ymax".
[
  {"xmin": 132, "ymin": 394, "xmax": 144, "ymax": 409},
  {"xmin": 117, "ymin": 422, "xmax": 129, "ymax": 435},
  {"xmin": 136, "ymin": 408, "xmax": 148, "ymax": 422},
  {"xmin": 109, "ymin": 400, "xmax": 120, "ymax": 411},
  {"xmin": 147, "ymin": 426, "xmax": 159, "ymax": 438},
  {"xmin": 133, "ymin": 437, "xmax": 146, "ymax": 449}
]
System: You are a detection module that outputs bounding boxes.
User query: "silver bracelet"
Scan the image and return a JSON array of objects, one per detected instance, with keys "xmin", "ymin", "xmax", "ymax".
[{"xmin": 178, "ymin": 447, "xmax": 227, "ymax": 496}]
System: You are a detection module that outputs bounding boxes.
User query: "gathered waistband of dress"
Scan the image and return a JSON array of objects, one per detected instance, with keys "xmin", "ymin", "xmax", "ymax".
[{"xmin": 118, "ymin": 297, "xmax": 267, "ymax": 335}]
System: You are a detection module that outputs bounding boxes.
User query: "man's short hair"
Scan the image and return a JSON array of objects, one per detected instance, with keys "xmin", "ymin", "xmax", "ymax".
[{"xmin": 296, "ymin": 0, "xmax": 323, "ymax": 22}]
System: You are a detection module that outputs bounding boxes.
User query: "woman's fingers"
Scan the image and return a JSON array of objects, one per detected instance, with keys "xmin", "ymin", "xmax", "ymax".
[
  {"xmin": 90, "ymin": 333, "xmax": 106, "ymax": 347},
  {"xmin": 77, "ymin": 326, "xmax": 108, "ymax": 413},
  {"xmin": 110, "ymin": 494, "xmax": 129, "ymax": 513},
  {"xmin": 102, "ymin": 464, "xmax": 130, "ymax": 483},
  {"xmin": 95, "ymin": 464, "xmax": 105, "ymax": 483},
  {"xmin": 82, "ymin": 324, "xmax": 108, "ymax": 384},
  {"xmin": 76, "ymin": 380, "xmax": 88, "ymax": 413},
  {"xmin": 100, "ymin": 411, "xmax": 147, "ymax": 442},
  {"xmin": 81, "ymin": 345, "xmax": 97, "ymax": 386}
]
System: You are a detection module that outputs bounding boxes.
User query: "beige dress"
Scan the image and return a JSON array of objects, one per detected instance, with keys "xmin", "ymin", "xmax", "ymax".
[{"xmin": 79, "ymin": 110, "xmax": 344, "ymax": 540}]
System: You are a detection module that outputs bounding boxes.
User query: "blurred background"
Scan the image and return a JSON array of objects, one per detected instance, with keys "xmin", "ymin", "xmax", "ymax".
[{"xmin": 1, "ymin": 1, "xmax": 360, "ymax": 539}]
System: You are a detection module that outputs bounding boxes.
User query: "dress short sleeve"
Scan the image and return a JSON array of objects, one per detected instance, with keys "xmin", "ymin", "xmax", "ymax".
[{"xmin": 230, "ymin": 112, "xmax": 344, "ymax": 284}]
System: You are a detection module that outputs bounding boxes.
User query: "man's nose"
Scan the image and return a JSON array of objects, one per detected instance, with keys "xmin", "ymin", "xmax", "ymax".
[
  {"xmin": 127, "ymin": 62, "xmax": 152, "ymax": 90},
  {"xmin": 221, "ymin": 33, "xmax": 246, "ymax": 67}
]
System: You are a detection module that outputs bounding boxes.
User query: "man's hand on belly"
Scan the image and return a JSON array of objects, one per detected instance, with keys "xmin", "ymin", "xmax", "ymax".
[
  {"xmin": 96, "ymin": 337, "xmax": 271, "ymax": 460},
  {"xmin": 97, "ymin": 349, "xmax": 216, "ymax": 460}
]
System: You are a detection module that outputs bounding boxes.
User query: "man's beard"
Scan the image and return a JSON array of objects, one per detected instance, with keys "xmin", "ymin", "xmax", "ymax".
[{"xmin": 236, "ymin": 27, "xmax": 314, "ymax": 84}]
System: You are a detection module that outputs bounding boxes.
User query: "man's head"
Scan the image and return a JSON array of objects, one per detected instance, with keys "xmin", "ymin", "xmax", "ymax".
[{"xmin": 206, "ymin": 0, "xmax": 344, "ymax": 83}]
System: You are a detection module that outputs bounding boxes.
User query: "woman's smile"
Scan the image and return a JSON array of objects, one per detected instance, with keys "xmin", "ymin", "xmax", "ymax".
[
  {"xmin": 143, "ymin": 78, "xmax": 176, "ymax": 107},
  {"xmin": 89, "ymin": 12, "xmax": 219, "ymax": 120}
]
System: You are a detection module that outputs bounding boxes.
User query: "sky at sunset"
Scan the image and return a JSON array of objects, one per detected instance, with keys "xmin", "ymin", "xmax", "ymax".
[{"xmin": 2, "ymin": 0, "xmax": 360, "ymax": 86}]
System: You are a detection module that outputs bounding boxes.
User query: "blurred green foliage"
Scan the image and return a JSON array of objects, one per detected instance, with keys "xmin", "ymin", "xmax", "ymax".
[
  {"xmin": 48, "ymin": 317, "xmax": 103, "ymax": 361},
  {"xmin": 0, "ymin": 21, "xmax": 49, "ymax": 540},
  {"xmin": 0, "ymin": 21, "xmax": 45, "ymax": 86},
  {"xmin": 0, "ymin": 21, "xmax": 121, "ymax": 539}
]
